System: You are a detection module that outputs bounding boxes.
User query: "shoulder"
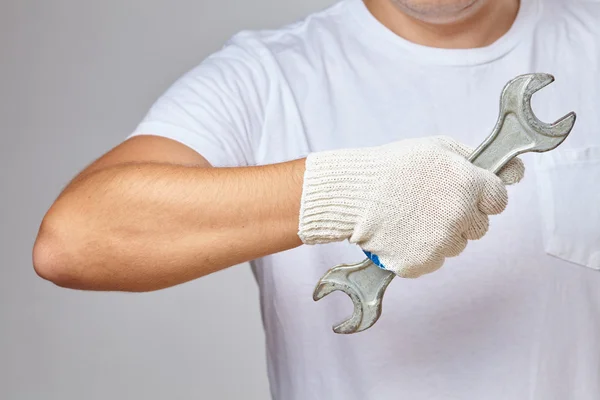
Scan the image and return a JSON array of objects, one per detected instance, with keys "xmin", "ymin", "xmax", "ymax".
[
  {"xmin": 561, "ymin": 0, "xmax": 600, "ymax": 17},
  {"xmin": 231, "ymin": 1, "xmax": 349, "ymax": 53},
  {"xmin": 532, "ymin": 0, "xmax": 600, "ymax": 66},
  {"xmin": 538, "ymin": 0, "xmax": 600, "ymax": 34}
]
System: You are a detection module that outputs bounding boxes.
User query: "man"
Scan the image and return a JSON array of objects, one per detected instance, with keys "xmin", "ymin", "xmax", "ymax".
[{"xmin": 33, "ymin": 0, "xmax": 600, "ymax": 398}]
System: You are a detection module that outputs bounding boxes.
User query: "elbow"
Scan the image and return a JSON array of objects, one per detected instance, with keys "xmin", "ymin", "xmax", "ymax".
[{"xmin": 33, "ymin": 215, "xmax": 84, "ymax": 290}]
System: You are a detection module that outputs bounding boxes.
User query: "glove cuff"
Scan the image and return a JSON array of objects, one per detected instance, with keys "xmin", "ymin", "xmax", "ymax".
[{"xmin": 298, "ymin": 147, "xmax": 380, "ymax": 245}]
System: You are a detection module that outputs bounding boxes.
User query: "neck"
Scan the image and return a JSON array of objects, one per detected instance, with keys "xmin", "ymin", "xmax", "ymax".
[{"xmin": 363, "ymin": 0, "xmax": 520, "ymax": 49}]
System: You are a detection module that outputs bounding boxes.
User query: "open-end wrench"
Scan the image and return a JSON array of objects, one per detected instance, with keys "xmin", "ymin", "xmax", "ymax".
[{"xmin": 313, "ymin": 73, "xmax": 577, "ymax": 335}]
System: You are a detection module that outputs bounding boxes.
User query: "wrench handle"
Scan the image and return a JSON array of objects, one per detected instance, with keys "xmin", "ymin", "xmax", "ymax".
[{"xmin": 468, "ymin": 112, "xmax": 533, "ymax": 173}]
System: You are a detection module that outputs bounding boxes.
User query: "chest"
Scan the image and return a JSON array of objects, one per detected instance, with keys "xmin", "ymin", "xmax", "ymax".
[
  {"xmin": 297, "ymin": 72, "xmax": 597, "ymax": 153},
  {"xmin": 257, "ymin": 53, "xmax": 600, "ymax": 272},
  {"xmin": 259, "ymin": 40, "xmax": 598, "ymax": 157}
]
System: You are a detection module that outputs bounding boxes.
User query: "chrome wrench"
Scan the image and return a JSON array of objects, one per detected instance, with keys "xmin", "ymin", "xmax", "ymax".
[{"xmin": 313, "ymin": 73, "xmax": 577, "ymax": 334}]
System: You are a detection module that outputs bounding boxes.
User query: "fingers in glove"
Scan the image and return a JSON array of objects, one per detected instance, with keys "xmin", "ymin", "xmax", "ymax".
[
  {"xmin": 463, "ymin": 212, "xmax": 490, "ymax": 240},
  {"xmin": 391, "ymin": 253, "xmax": 445, "ymax": 279},
  {"xmin": 497, "ymin": 157, "xmax": 525, "ymax": 185},
  {"xmin": 479, "ymin": 172, "xmax": 508, "ymax": 215},
  {"xmin": 443, "ymin": 235, "xmax": 468, "ymax": 258}
]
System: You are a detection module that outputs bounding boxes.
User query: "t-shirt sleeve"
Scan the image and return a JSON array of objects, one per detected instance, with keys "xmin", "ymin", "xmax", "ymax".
[{"xmin": 128, "ymin": 37, "xmax": 269, "ymax": 167}]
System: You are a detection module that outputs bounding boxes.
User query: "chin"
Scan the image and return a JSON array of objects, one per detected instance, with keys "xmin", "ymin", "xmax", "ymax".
[{"xmin": 390, "ymin": 0, "xmax": 487, "ymax": 23}]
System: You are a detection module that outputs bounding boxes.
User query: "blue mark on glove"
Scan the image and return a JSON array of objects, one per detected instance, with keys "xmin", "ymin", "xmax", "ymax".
[{"xmin": 363, "ymin": 251, "xmax": 387, "ymax": 270}]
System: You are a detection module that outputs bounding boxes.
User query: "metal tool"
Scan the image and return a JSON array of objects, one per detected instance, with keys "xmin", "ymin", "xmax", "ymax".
[{"xmin": 313, "ymin": 73, "xmax": 577, "ymax": 335}]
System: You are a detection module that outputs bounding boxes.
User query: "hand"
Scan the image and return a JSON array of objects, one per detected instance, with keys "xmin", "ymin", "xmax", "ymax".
[{"xmin": 298, "ymin": 136, "xmax": 524, "ymax": 278}]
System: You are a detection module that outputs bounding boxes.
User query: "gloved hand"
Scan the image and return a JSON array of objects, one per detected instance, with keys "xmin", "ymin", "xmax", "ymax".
[{"xmin": 298, "ymin": 136, "xmax": 524, "ymax": 278}]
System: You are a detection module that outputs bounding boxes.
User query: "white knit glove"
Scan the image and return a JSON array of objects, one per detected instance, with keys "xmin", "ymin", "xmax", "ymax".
[{"xmin": 298, "ymin": 136, "xmax": 524, "ymax": 278}]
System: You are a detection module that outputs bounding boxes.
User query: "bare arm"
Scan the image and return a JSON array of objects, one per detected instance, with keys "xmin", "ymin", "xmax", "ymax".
[{"xmin": 33, "ymin": 135, "xmax": 305, "ymax": 292}]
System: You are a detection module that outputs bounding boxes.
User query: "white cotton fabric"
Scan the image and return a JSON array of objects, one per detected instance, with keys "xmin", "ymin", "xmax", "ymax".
[
  {"xmin": 129, "ymin": 0, "xmax": 600, "ymax": 398},
  {"xmin": 299, "ymin": 136, "xmax": 525, "ymax": 277},
  {"xmin": 535, "ymin": 146, "xmax": 600, "ymax": 269}
]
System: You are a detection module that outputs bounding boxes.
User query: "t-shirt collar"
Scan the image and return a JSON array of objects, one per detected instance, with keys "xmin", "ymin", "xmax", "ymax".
[{"xmin": 345, "ymin": 0, "xmax": 541, "ymax": 66}]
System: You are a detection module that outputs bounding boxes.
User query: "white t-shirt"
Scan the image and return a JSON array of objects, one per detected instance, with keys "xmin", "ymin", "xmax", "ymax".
[{"xmin": 130, "ymin": 0, "xmax": 600, "ymax": 398}]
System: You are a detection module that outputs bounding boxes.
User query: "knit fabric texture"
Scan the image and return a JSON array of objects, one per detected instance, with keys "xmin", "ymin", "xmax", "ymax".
[{"xmin": 298, "ymin": 136, "xmax": 525, "ymax": 278}]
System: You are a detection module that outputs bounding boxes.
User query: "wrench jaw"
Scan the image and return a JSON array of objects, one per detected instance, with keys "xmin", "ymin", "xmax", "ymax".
[
  {"xmin": 510, "ymin": 73, "xmax": 577, "ymax": 145},
  {"xmin": 470, "ymin": 73, "xmax": 577, "ymax": 172},
  {"xmin": 313, "ymin": 280, "xmax": 364, "ymax": 334},
  {"xmin": 521, "ymin": 74, "xmax": 576, "ymax": 141},
  {"xmin": 522, "ymin": 73, "xmax": 555, "ymax": 96},
  {"xmin": 525, "ymin": 110, "xmax": 576, "ymax": 154},
  {"xmin": 547, "ymin": 111, "xmax": 577, "ymax": 144},
  {"xmin": 313, "ymin": 259, "xmax": 395, "ymax": 334}
]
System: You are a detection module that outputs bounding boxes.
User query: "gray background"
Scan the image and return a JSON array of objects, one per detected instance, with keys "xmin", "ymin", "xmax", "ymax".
[{"xmin": 1, "ymin": 1, "xmax": 333, "ymax": 398}]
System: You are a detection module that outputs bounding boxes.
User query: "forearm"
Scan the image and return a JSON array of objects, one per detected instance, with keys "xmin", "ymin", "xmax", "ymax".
[{"xmin": 33, "ymin": 159, "xmax": 305, "ymax": 292}]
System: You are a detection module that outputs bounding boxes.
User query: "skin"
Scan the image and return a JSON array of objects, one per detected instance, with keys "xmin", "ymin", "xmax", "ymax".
[
  {"xmin": 390, "ymin": 0, "xmax": 487, "ymax": 23},
  {"xmin": 33, "ymin": 0, "xmax": 520, "ymax": 292},
  {"xmin": 33, "ymin": 137, "xmax": 305, "ymax": 291},
  {"xmin": 366, "ymin": 0, "xmax": 519, "ymax": 48}
]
